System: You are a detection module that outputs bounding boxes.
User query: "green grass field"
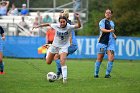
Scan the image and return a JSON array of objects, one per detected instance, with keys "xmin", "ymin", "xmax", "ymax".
[{"xmin": 0, "ymin": 58, "xmax": 140, "ymax": 93}]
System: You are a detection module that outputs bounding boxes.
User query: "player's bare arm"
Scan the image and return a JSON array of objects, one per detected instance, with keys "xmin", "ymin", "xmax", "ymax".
[
  {"xmin": 32, "ymin": 23, "xmax": 50, "ymax": 30},
  {"xmin": 69, "ymin": 33, "xmax": 72, "ymax": 45},
  {"xmin": 74, "ymin": 13, "xmax": 81, "ymax": 28},
  {"xmin": 5, "ymin": 1, "xmax": 9, "ymax": 8},
  {"xmin": 100, "ymin": 28, "xmax": 115, "ymax": 33},
  {"xmin": 1, "ymin": 33, "xmax": 5, "ymax": 40}
]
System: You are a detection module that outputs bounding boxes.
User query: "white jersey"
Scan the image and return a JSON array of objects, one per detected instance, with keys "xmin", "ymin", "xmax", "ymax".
[{"xmin": 50, "ymin": 23, "xmax": 75, "ymax": 48}]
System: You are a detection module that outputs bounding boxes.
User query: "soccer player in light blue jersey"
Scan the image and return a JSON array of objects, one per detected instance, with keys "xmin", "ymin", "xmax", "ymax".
[
  {"xmin": 54, "ymin": 9, "xmax": 78, "ymax": 79},
  {"xmin": 94, "ymin": 9, "xmax": 117, "ymax": 78},
  {"xmin": 0, "ymin": 26, "xmax": 5, "ymax": 74}
]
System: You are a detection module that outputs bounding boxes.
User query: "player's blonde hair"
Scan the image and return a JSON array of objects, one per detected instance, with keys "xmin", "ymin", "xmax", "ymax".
[
  {"xmin": 63, "ymin": 9, "xmax": 69, "ymax": 18},
  {"xmin": 59, "ymin": 9, "xmax": 69, "ymax": 19}
]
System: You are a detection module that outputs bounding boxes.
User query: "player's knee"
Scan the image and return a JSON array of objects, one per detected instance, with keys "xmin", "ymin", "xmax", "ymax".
[
  {"xmin": 111, "ymin": 50, "xmax": 114, "ymax": 55},
  {"xmin": 46, "ymin": 59, "xmax": 52, "ymax": 65},
  {"xmin": 46, "ymin": 61, "xmax": 51, "ymax": 65},
  {"xmin": 97, "ymin": 60, "xmax": 102, "ymax": 62},
  {"xmin": 108, "ymin": 57, "xmax": 114, "ymax": 62},
  {"xmin": 97, "ymin": 58, "xmax": 103, "ymax": 62},
  {"xmin": 60, "ymin": 59, "xmax": 66, "ymax": 66},
  {"xmin": 0, "ymin": 58, "xmax": 2, "ymax": 62}
]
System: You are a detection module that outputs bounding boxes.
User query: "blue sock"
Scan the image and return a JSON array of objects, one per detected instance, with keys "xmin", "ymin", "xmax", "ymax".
[
  {"xmin": 55, "ymin": 59, "xmax": 62, "ymax": 74},
  {"xmin": 94, "ymin": 61, "xmax": 101, "ymax": 76},
  {"xmin": 106, "ymin": 61, "xmax": 113, "ymax": 75},
  {"xmin": 0, "ymin": 62, "xmax": 4, "ymax": 72}
]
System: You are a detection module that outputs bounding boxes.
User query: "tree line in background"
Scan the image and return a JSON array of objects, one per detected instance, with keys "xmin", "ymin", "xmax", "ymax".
[
  {"xmin": 78, "ymin": 0, "xmax": 140, "ymax": 36},
  {"xmin": 112, "ymin": 0, "xmax": 140, "ymax": 36},
  {"xmin": 8, "ymin": 0, "xmax": 140, "ymax": 36}
]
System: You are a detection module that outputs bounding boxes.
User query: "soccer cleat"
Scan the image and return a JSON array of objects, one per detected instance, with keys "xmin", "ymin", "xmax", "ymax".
[
  {"xmin": 63, "ymin": 79, "xmax": 67, "ymax": 84},
  {"xmin": 56, "ymin": 72, "xmax": 63, "ymax": 80},
  {"xmin": 94, "ymin": 75, "xmax": 99, "ymax": 78},
  {"xmin": 0, "ymin": 71, "xmax": 5, "ymax": 75},
  {"xmin": 57, "ymin": 74, "xmax": 63, "ymax": 80},
  {"xmin": 105, "ymin": 74, "xmax": 111, "ymax": 78}
]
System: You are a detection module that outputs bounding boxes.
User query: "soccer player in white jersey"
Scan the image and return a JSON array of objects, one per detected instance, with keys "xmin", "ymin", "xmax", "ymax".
[
  {"xmin": 33, "ymin": 13, "xmax": 81, "ymax": 83},
  {"xmin": 54, "ymin": 9, "xmax": 78, "ymax": 80}
]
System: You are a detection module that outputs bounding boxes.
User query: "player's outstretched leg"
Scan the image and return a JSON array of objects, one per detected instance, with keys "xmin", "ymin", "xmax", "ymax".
[
  {"xmin": 46, "ymin": 52, "xmax": 55, "ymax": 64},
  {"xmin": 55, "ymin": 59, "xmax": 62, "ymax": 79}
]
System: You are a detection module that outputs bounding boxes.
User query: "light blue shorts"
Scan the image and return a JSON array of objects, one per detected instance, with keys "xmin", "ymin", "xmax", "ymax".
[{"xmin": 96, "ymin": 42, "xmax": 115, "ymax": 54}]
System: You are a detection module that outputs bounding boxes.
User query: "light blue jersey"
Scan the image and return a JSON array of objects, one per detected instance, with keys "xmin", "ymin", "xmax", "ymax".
[
  {"xmin": 99, "ymin": 18, "xmax": 115, "ymax": 44},
  {"xmin": 97, "ymin": 18, "xmax": 115, "ymax": 54}
]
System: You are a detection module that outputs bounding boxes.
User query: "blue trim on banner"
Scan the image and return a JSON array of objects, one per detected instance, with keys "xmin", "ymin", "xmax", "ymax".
[
  {"xmin": 3, "ymin": 36, "xmax": 46, "ymax": 58},
  {"xmin": 3, "ymin": 36, "xmax": 140, "ymax": 60}
]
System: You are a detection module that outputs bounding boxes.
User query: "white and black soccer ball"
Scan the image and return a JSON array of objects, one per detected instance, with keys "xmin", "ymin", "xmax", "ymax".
[{"xmin": 47, "ymin": 72, "xmax": 57, "ymax": 82}]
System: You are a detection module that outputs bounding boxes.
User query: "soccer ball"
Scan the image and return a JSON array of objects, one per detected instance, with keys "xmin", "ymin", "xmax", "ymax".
[{"xmin": 47, "ymin": 72, "xmax": 57, "ymax": 82}]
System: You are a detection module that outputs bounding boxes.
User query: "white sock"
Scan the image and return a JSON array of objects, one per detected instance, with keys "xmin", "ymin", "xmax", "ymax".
[
  {"xmin": 46, "ymin": 48, "xmax": 50, "ymax": 59},
  {"xmin": 61, "ymin": 65, "xmax": 67, "ymax": 80}
]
